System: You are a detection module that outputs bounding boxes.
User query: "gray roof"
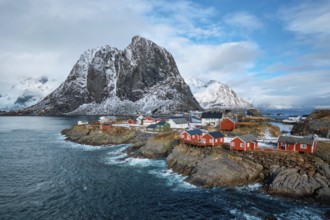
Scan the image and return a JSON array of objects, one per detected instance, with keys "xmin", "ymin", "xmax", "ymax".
[
  {"xmin": 170, "ymin": 118, "xmax": 188, "ymax": 124},
  {"xmin": 156, "ymin": 121, "xmax": 167, "ymax": 126},
  {"xmin": 186, "ymin": 129, "xmax": 203, "ymax": 135},
  {"xmin": 147, "ymin": 124, "xmax": 157, "ymax": 128},
  {"xmin": 201, "ymin": 112, "xmax": 223, "ymax": 119},
  {"xmin": 208, "ymin": 131, "xmax": 225, "ymax": 138},
  {"xmin": 278, "ymin": 136, "xmax": 314, "ymax": 145},
  {"xmin": 237, "ymin": 134, "xmax": 257, "ymax": 143}
]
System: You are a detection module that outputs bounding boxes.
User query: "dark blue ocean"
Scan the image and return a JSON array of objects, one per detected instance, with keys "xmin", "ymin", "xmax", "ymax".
[{"xmin": 0, "ymin": 116, "xmax": 328, "ymax": 219}]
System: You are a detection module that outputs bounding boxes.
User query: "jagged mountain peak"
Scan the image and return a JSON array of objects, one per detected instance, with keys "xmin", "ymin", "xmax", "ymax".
[
  {"xmin": 186, "ymin": 78, "xmax": 252, "ymax": 109},
  {"xmin": 24, "ymin": 36, "xmax": 201, "ymax": 115}
]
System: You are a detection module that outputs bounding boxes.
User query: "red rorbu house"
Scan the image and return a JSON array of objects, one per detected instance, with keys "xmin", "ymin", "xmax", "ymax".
[
  {"xmin": 219, "ymin": 117, "xmax": 237, "ymax": 131},
  {"xmin": 100, "ymin": 124, "xmax": 112, "ymax": 130},
  {"xmin": 181, "ymin": 129, "xmax": 203, "ymax": 144},
  {"xmin": 230, "ymin": 134, "xmax": 258, "ymax": 151},
  {"xmin": 127, "ymin": 119, "xmax": 136, "ymax": 124},
  {"xmin": 201, "ymin": 131, "xmax": 225, "ymax": 146},
  {"xmin": 277, "ymin": 135, "xmax": 317, "ymax": 153},
  {"xmin": 143, "ymin": 117, "xmax": 156, "ymax": 125}
]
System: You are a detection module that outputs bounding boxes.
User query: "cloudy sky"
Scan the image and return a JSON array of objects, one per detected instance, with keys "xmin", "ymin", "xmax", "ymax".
[{"xmin": 0, "ymin": 0, "xmax": 329, "ymax": 107}]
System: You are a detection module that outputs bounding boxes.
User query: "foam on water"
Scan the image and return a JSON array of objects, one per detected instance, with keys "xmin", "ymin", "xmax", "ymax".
[
  {"xmin": 56, "ymin": 134, "xmax": 115, "ymax": 151},
  {"xmin": 104, "ymin": 147, "xmax": 196, "ymax": 191},
  {"xmin": 277, "ymin": 207, "xmax": 325, "ymax": 220},
  {"xmin": 230, "ymin": 209, "xmax": 263, "ymax": 220},
  {"xmin": 148, "ymin": 168, "xmax": 197, "ymax": 191},
  {"xmin": 236, "ymin": 183, "xmax": 262, "ymax": 192}
]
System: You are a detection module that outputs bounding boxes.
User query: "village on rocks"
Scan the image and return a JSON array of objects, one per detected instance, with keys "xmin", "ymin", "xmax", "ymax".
[{"xmin": 63, "ymin": 108, "xmax": 330, "ymax": 204}]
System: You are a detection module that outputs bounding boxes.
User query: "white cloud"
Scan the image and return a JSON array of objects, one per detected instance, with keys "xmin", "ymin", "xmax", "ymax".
[
  {"xmin": 224, "ymin": 12, "xmax": 263, "ymax": 31},
  {"xmin": 0, "ymin": 0, "xmax": 328, "ymax": 108},
  {"xmin": 235, "ymin": 70, "xmax": 330, "ymax": 106},
  {"xmin": 281, "ymin": 1, "xmax": 330, "ymax": 35},
  {"xmin": 168, "ymin": 41, "xmax": 260, "ymax": 81},
  {"xmin": 279, "ymin": 0, "xmax": 330, "ymax": 50},
  {"xmin": 0, "ymin": 51, "xmax": 69, "ymax": 82}
]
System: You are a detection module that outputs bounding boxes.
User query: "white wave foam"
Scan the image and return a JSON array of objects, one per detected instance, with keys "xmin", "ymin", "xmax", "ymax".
[
  {"xmin": 277, "ymin": 207, "xmax": 324, "ymax": 220},
  {"xmin": 236, "ymin": 183, "xmax": 262, "ymax": 191},
  {"xmin": 230, "ymin": 209, "xmax": 263, "ymax": 220},
  {"xmin": 148, "ymin": 169, "xmax": 196, "ymax": 191},
  {"xmin": 104, "ymin": 150, "xmax": 196, "ymax": 191},
  {"xmin": 55, "ymin": 133, "xmax": 126, "ymax": 151}
]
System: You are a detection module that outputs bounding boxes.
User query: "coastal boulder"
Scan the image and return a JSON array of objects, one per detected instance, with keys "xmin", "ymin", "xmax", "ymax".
[
  {"xmin": 139, "ymin": 132, "xmax": 178, "ymax": 159},
  {"xmin": 267, "ymin": 165, "xmax": 330, "ymax": 202},
  {"xmin": 167, "ymin": 144, "xmax": 263, "ymax": 187}
]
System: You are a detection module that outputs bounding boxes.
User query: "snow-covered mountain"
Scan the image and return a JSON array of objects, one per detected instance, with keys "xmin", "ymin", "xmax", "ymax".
[
  {"xmin": 24, "ymin": 36, "xmax": 201, "ymax": 115},
  {"xmin": 0, "ymin": 76, "xmax": 58, "ymax": 111},
  {"xmin": 186, "ymin": 78, "xmax": 252, "ymax": 109}
]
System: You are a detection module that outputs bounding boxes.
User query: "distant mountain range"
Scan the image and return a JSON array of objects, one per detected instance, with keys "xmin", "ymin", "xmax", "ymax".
[
  {"xmin": 1, "ymin": 36, "xmax": 255, "ymax": 114},
  {"xmin": 186, "ymin": 78, "xmax": 252, "ymax": 109},
  {"xmin": 0, "ymin": 76, "xmax": 58, "ymax": 111}
]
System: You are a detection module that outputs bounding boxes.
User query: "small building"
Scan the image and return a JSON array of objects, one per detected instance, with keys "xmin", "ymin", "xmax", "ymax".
[
  {"xmin": 219, "ymin": 117, "xmax": 237, "ymax": 131},
  {"xmin": 77, "ymin": 121, "xmax": 88, "ymax": 125},
  {"xmin": 155, "ymin": 121, "xmax": 171, "ymax": 132},
  {"xmin": 201, "ymin": 112, "xmax": 223, "ymax": 126},
  {"xmin": 136, "ymin": 115, "xmax": 144, "ymax": 125},
  {"xmin": 189, "ymin": 116, "xmax": 202, "ymax": 128},
  {"xmin": 100, "ymin": 124, "xmax": 112, "ymax": 130},
  {"xmin": 201, "ymin": 131, "xmax": 225, "ymax": 146},
  {"xmin": 277, "ymin": 135, "xmax": 317, "ymax": 153},
  {"xmin": 168, "ymin": 118, "xmax": 189, "ymax": 129},
  {"xmin": 143, "ymin": 117, "xmax": 156, "ymax": 125},
  {"xmin": 181, "ymin": 129, "xmax": 203, "ymax": 144},
  {"xmin": 99, "ymin": 116, "xmax": 117, "ymax": 124},
  {"xmin": 127, "ymin": 119, "xmax": 136, "ymax": 124},
  {"xmin": 146, "ymin": 124, "xmax": 157, "ymax": 131},
  {"xmin": 230, "ymin": 134, "xmax": 258, "ymax": 151}
]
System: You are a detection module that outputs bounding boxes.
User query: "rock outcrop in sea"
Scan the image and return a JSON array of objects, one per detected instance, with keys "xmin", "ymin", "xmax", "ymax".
[{"xmin": 166, "ymin": 144, "xmax": 263, "ymax": 187}]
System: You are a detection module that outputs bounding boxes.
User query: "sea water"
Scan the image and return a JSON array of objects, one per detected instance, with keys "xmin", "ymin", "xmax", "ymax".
[{"xmin": 0, "ymin": 116, "xmax": 328, "ymax": 219}]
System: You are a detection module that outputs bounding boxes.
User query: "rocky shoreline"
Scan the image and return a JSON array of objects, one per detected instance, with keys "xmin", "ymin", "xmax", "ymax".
[{"xmin": 62, "ymin": 124, "xmax": 330, "ymax": 205}]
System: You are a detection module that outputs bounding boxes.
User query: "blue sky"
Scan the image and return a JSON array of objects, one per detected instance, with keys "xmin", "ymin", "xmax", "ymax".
[{"xmin": 0, "ymin": 0, "xmax": 329, "ymax": 107}]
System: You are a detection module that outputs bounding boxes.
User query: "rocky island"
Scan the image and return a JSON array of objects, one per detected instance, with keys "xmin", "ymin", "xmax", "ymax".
[{"xmin": 62, "ymin": 122, "xmax": 330, "ymax": 204}]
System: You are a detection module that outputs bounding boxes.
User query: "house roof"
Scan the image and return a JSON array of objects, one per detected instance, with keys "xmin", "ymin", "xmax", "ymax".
[
  {"xmin": 237, "ymin": 134, "xmax": 257, "ymax": 143},
  {"xmin": 278, "ymin": 135, "xmax": 314, "ymax": 145},
  {"xmin": 201, "ymin": 112, "xmax": 223, "ymax": 119},
  {"xmin": 224, "ymin": 117, "xmax": 237, "ymax": 123},
  {"xmin": 170, "ymin": 118, "xmax": 188, "ymax": 124},
  {"xmin": 207, "ymin": 131, "xmax": 225, "ymax": 138},
  {"xmin": 147, "ymin": 124, "xmax": 157, "ymax": 128},
  {"xmin": 156, "ymin": 121, "xmax": 168, "ymax": 126},
  {"xmin": 185, "ymin": 129, "xmax": 203, "ymax": 135},
  {"xmin": 144, "ymin": 116, "xmax": 155, "ymax": 120},
  {"xmin": 190, "ymin": 116, "xmax": 201, "ymax": 123}
]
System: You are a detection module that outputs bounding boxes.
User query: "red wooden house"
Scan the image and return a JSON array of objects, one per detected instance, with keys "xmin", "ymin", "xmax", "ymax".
[
  {"xmin": 181, "ymin": 129, "xmax": 203, "ymax": 144},
  {"xmin": 127, "ymin": 119, "xmax": 136, "ymax": 124},
  {"xmin": 219, "ymin": 117, "xmax": 237, "ymax": 131},
  {"xmin": 143, "ymin": 117, "xmax": 156, "ymax": 125},
  {"xmin": 100, "ymin": 124, "xmax": 112, "ymax": 130},
  {"xmin": 277, "ymin": 135, "xmax": 317, "ymax": 153},
  {"xmin": 230, "ymin": 134, "xmax": 258, "ymax": 151},
  {"xmin": 201, "ymin": 131, "xmax": 225, "ymax": 146}
]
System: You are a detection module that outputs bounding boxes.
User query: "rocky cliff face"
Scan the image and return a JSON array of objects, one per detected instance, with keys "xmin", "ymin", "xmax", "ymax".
[
  {"xmin": 291, "ymin": 109, "xmax": 330, "ymax": 138},
  {"xmin": 25, "ymin": 36, "xmax": 201, "ymax": 115},
  {"xmin": 166, "ymin": 144, "xmax": 264, "ymax": 187}
]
